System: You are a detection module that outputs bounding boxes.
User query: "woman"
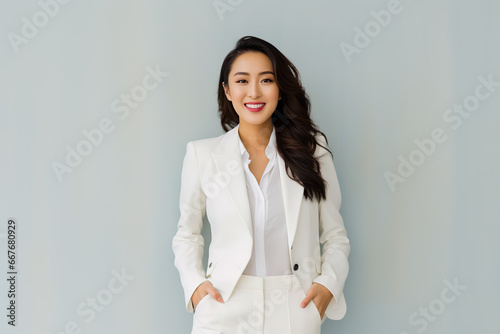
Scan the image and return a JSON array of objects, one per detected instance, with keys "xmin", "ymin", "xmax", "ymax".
[{"xmin": 172, "ymin": 36, "xmax": 350, "ymax": 334}]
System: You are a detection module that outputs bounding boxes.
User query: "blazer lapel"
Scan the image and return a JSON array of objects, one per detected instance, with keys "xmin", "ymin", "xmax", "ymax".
[
  {"xmin": 278, "ymin": 153, "xmax": 305, "ymax": 249},
  {"xmin": 211, "ymin": 124, "xmax": 253, "ymax": 237},
  {"xmin": 211, "ymin": 124, "xmax": 305, "ymax": 250}
]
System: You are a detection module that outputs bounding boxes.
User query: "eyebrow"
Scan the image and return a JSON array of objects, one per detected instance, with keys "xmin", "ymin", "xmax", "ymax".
[{"xmin": 233, "ymin": 71, "xmax": 275, "ymax": 77}]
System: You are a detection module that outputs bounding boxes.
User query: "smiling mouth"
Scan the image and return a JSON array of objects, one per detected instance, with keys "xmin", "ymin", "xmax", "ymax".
[{"xmin": 244, "ymin": 103, "xmax": 266, "ymax": 112}]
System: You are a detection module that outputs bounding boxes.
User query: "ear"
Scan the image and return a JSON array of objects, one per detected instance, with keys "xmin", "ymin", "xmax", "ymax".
[{"xmin": 223, "ymin": 82, "xmax": 232, "ymax": 101}]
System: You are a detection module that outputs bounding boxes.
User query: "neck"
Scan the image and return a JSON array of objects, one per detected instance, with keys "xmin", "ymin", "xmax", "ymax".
[{"xmin": 238, "ymin": 119, "xmax": 273, "ymax": 151}]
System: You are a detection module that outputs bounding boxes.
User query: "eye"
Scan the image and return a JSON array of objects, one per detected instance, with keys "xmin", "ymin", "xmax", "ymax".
[{"xmin": 262, "ymin": 78, "xmax": 274, "ymax": 83}]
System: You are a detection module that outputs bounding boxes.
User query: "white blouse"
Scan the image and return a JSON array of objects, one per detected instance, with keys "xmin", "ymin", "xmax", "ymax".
[{"xmin": 238, "ymin": 125, "xmax": 293, "ymax": 277}]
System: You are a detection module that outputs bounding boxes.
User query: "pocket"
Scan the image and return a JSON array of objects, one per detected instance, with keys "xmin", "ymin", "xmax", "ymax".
[
  {"xmin": 309, "ymin": 299, "xmax": 322, "ymax": 323},
  {"xmin": 194, "ymin": 293, "xmax": 210, "ymax": 312},
  {"xmin": 293, "ymin": 276, "xmax": 322, "ymax": 324}
]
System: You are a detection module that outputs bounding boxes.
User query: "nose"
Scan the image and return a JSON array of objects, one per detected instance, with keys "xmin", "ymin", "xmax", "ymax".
[{"xmin": 247, "ymin": 80, "xmax": 262, "ymax": 99}]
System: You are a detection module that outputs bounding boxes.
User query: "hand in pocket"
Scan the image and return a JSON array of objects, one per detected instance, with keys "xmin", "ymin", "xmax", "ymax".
[
  {"xmin": 192, "ymin": 280, "xmax": 224, "ymax": 311},
  {"xmin": 300, "ymin": 282, "xmax": 333, "ymax": 319}
]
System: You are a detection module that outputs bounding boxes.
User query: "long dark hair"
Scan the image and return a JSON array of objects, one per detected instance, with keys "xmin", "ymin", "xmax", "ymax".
[{"xmin": 217, "ymin": 36, "xmax": 333, "ymax": 201}]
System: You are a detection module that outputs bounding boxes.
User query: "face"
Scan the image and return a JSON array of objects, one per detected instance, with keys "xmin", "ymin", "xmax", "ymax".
[{"xmin": 223, "ymin": 51, "xmax": 281, "ymax": 128}]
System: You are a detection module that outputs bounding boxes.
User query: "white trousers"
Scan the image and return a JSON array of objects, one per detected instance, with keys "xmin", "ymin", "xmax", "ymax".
[{"xmin": 191, "ymin": 274, "xmax": 326, "ymax": 334}]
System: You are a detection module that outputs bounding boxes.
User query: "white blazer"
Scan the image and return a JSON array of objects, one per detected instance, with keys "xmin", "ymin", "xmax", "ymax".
[{"xmin": 172, "ymin": 123, "xmax": 350, "ymax": 320}]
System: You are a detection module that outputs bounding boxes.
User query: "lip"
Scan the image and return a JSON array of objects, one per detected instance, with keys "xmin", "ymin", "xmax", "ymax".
[{"xmin": 244, "ymin": 102, "xmax": 266, "ymax": 112}]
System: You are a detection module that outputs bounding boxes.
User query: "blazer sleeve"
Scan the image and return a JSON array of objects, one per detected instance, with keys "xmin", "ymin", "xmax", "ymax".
[
  {"xmin": 312, "ymin": 135, "xmax": 350, "ymax": 314},
  {"xmin": 172, "ymin": 141, "xmax": 209, "ymax": 313}
]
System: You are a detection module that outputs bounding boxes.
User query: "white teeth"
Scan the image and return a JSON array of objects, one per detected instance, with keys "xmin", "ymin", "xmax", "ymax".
[{"xmin": 245, "ymin": 103, "xmax": 265, "ymax": 108}]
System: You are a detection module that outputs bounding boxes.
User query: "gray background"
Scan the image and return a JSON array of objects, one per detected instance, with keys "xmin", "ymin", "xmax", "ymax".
[{"xmin": 1, "ymin": 0, "xmax": 499, "ymax": 333}]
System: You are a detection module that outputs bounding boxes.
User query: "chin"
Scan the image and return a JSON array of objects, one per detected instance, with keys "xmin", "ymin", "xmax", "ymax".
[{"xmin": 241, "ymin": 116, "xmax": 273, "ymax": 125}]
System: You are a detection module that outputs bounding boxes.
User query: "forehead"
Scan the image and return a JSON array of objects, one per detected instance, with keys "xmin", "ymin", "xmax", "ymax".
[{"xmin": 230, "ymin": 52, "xmax": 273, "ymax": 74}]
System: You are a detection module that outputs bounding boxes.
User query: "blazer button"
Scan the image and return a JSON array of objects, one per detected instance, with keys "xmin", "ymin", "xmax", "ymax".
[
  {"xmin": 209, "ymin": 262, "xmax": 212, "ymax": 268},
  {"xmin": 293, "ymin": 264, "xmax": 299, "ymax": 271}
]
